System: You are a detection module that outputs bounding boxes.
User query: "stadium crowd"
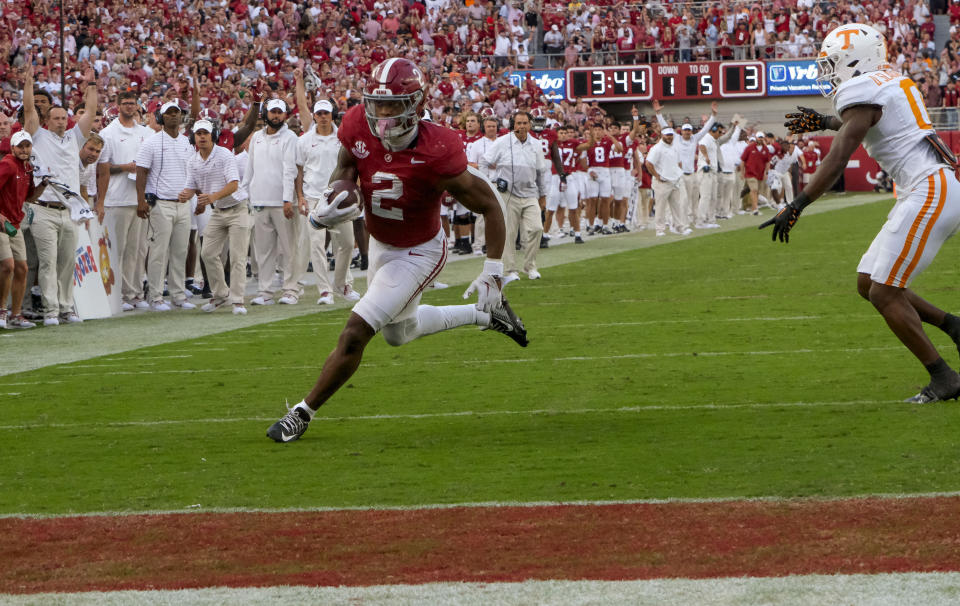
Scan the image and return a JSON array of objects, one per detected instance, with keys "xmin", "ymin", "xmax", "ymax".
[{"xmin": 0, "ymin": 0, "xmax": 955, "ymax": 328}]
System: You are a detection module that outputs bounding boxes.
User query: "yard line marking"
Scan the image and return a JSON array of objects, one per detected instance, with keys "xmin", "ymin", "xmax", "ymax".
[
  {"xmin": 0, "ymin": 345, "xmax": 905, "ymax": 381},
  {"xmin": 556, "ymin": 313, "xmax": 881, "ymax": 328},
  {"xmin": 0, "ymin": 380, "xmax": 63, "ymax": 386},
  {"xmin": 0, "ymin": 392, "xmax": 21, "ymax": 396},
  {"xmin": 3, "ymin": 490, "xmax": 960, "ymax": 519},
  {"xmin": 102, "ymin": 355, "xmax": 195, "ymax": 361},
  {"xmin": 0, "ymin": 399, "xmax": 895, "ymax": 431},
  {"xmin": 69, "ymin": 362, "xmax": 157, "ymax": 369}
]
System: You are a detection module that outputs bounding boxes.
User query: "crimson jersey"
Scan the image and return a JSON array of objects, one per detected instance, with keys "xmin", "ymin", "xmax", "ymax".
[
  {"xmin": 557, "ymin": 139, "xmax": 582, "ymax": 174},
  {"xmin": 802, "ymin": 149, "xmax": 819, "ymax": 174},
  {"xmin": 460, "ymin": 131, "xmax": 482, "ymax": 147},
  {"xmin": 587, "ymin": 138, "xmax": 613, "ymax": 168},
  {"xmin": 607, "ymin": 135, "xmax": 627, "ymax": 169},
  {"xmin": 623, "ymin": 139, "xmax": 639, "ymax": 174},
  {"xmin": 338, "ymin": 105, "xmax": 468, "ymax": 247}
]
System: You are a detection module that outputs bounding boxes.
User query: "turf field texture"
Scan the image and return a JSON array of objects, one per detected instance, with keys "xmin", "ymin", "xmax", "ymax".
[
  {"xmin": 5, "ymin": 192, "xmax": 960, "ymax": 603},
  {"xmin": 4, "ymin": 191, "xmax": 959, "ymax": 514}
]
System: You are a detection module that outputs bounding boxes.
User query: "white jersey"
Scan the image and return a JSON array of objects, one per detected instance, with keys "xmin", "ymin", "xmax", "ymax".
[
  {"xmin": 833, "ymin": 69, "xmax": 948, "ymax": 193},
  {"xmin": 773, "ymin": 146, "xmax": 802, "ymax": 174}
]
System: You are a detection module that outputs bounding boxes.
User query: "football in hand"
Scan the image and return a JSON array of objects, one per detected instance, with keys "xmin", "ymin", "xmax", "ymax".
[{"xmin": 327, "ymin": 179, "xmax": 363, "ymax": 210}]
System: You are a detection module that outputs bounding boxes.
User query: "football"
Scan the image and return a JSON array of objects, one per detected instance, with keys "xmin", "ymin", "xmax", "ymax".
[{"xmin": 327, "ymin": 179, "xmax": 363, "ymax": 210}]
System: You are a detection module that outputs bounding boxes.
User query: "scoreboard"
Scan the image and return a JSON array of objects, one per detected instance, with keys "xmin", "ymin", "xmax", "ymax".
[{"xmin": 565, "ymin": 61, "xmax": 766, "ymax": 102}]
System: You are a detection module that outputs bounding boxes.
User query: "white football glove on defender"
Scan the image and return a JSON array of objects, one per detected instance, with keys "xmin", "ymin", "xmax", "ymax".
[
  {"xmin": 463, "ymin": 259, "xmax": 504, "ymax": 313},
  {"xmin": 308, "ymin": 187, "xmax": 362, "ymax": 230}
]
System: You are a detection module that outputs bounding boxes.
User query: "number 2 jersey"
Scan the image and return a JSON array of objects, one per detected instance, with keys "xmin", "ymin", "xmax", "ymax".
[
  {"xmin": 338, "ymin": 104, "xmax": 468, "ymax": 247},
  {"xmin": 833, "ymin": 69, "xmax": 951, "ymax": 193}
]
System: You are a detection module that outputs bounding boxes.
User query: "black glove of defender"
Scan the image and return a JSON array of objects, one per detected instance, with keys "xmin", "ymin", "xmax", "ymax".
[
  {"xmin": 759, "ymin": 202, "xmax": 803, "ymax": 243},
  {"xmin": 784, "ymin": 106, "xmax": 830, "ymax": 134}
]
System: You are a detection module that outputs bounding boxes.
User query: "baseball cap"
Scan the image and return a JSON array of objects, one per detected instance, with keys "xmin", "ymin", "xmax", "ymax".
[
  {"xmin": 661, "ymin": 127, "xmax": 675, "ymax": 136},
  {"xmin": 11, "ymin": 131, "xmax": 32, "ymax": 147},
  {"xmin": 265, "ymin": 99, "xmax": 287, "ymax": 113},
  {"xmin": 160, "ymin": 99, "xmax": 183, "ymax": 114},
  {"xmin": 313, "ymin": 99, "xmax": 334, "ymax": 114},
  {"xmin": 551, "ymin": 24, "xmax": 558, "ymax": 31},
  {"xmin": 756, "ymin": 131, "xmax": 766, "ymax": 137},
  {"xmin": 192, "ymin": 119, "xmax": 214, "ymax": 133},
  {"xmin": 681, "ymin": 123, "xmax": 693, "ymax": 130}
]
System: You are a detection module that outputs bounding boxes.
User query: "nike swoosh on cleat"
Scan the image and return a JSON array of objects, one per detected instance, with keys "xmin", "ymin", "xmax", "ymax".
[{"xmin": 280, "ymin": 432, "xmax": 298, "ymax": 441}]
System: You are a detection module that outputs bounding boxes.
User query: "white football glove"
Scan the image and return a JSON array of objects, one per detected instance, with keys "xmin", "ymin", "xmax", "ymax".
[
  {"xmin": 308, "ymin": 187, "xmax": 362, "ymax": 230},
  {"xmin": 463, "ymin": 259, "xmax": 503, "ymax": 313}
]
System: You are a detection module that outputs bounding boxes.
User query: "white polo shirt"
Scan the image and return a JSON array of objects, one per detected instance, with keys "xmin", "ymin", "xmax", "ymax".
[
  {"xmin": 697, "ymin": 135, "xmax": 720, "ymax": 171},
  {"xmin": 480, "ymin": 132, "xmax": 548, "ymax": 199},
  {"xmin": 32, "ymin": 125, "xmax": 87, "ymax": 202},
  {"xmin": 99, "ymin": 118, "xmax": 154, "ymax": 207},
  {"xmin": 467, "ymin": 136, "xmax": 497, "ymax": 178},
  {"xmin": 241, "ymin": 124, "xmax": 298, "ymax": 207},
  {"xmin": 645, "ymin": 139, "xmax": 683, "ymax": 183},
  {"xmin": 296, "ymin": 125, "xmax": 340, "ymax": 200},
  {"xmin": 135, "ymin": 129, "xmax": 193, "ymax": 200},
  {"xmin": 184, "ymin": 145, "xmax": 241, "ymax": 209}
]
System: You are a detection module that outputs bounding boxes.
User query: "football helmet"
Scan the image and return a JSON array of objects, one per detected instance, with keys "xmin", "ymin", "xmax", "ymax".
[
  {"xmin": 816, "ymin": 24, "xmax": 888, "ymax": 98},
  {"xmin": 364, "ymin": 58, "xmax": 427, "ymax": 150},
  {"xmin": 530, "ymin": 107, "xmax": 547, "ymax": 132},
  {"xmin": 479, "ymin": 107, "xmax": 496, "ymax": 119},
  {"xmin": 197, "ymin": 108, "xmax": 221, "ymax": 129},
  {"xmin": 103, "ymin": 104, "xmax": 120, "ymax": 123}
]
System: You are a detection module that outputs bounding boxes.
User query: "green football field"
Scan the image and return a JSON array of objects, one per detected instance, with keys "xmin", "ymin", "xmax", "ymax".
[{"xmin": 4, "ymin": 193, "xmax": 960, "ymax": 516}]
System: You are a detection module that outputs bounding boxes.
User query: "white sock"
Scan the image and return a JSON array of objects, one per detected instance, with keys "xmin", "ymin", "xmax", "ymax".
[{"xmin": 293, "ymin": 400, "xmax": 315, "ymax": 420}]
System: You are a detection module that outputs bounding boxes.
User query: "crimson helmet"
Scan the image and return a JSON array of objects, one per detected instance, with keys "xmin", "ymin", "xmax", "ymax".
[
  {"xmin": 530, "ymin": 107, "xmax": 547, "ymax": 132},
  {"xmin": 198, "ymin": 108, "xmax": 221, "ymax": 129},
  {"xmin": 103, "ymin": 104, "xmax": 120, "ymax": 122},
  {"xmin": 364, "ymin": 58, "xmax": 427, "ymax": 149},
  {"xmin": 479, "ymin": 106, "xmax": 496, "ymax": 119}
]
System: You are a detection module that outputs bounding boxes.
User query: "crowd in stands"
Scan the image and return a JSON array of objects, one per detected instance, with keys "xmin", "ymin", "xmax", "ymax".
[{"xmin": 1, "ymin": 0, "xmax": 959, "ymax": 143}]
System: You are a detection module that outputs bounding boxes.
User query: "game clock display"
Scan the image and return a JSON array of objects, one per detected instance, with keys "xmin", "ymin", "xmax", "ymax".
[{"xmin": 566, "ymin": 61, "xmax": 766, "ymax": 102}]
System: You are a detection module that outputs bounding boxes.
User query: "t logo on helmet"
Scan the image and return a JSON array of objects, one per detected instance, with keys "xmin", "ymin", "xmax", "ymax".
[{"xmin": 835, "ymin": 28, "xmax": 861, "ymax": 50}]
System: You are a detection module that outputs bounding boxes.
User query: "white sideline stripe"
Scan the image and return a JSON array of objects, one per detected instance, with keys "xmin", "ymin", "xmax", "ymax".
[
  {"xmin": 4, "ymin": 488, "xmax": 960, "ymax": 520},
  {"xmin": 0, "ymin": 399, "xmax": 896, "ymax": 433},
  {"xmin": 0, "ymin": 345, "xmax": 905, "ymax": 379},
  {"xmin": 102, "ymin": 355, "xmax": 195, "ymax": 361},
  {"xmin": 2, "ymin": 573, "xmax": 960, "ymax": 606}
]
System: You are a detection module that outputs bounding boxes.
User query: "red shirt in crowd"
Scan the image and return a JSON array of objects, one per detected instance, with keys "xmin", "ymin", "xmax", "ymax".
[
  {"xmin": 741, "ymin": 141, "xmax": 770, "ymax": 180},
  {"xmin": 0, "ymin": 153, "xmax": 35, "ymax": 229}
]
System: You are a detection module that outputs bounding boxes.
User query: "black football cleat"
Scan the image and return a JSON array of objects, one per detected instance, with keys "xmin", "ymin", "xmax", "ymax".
[
  {"xmin": 487, "ymin": 298, "xmax": 529, "ymax": 347},
  {"xmin": 267, "ymin": 405, "xmax": 311, "ymax": 442}
]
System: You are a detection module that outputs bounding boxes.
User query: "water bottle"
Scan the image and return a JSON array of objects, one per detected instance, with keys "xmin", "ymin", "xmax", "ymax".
[{"xmin": 3, "ymin": 221, "xmax": 16, "ymax": 237}]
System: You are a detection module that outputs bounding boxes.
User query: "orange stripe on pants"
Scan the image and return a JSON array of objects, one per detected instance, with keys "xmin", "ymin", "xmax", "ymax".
[
  {"xmin": 898, "ymin": 169, "xmax": 947, "ymax": 286},
  {"xmin": 885, "ymin": 172, "xmax": 937, "ymax": 287}
]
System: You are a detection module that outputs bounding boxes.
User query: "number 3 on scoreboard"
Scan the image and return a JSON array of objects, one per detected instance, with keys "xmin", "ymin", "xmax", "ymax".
[
  {"xmin": 899, "ymin": 78, "xmax": 932, "ymax": 130},
  {"xmin": 370, "ymin": 172, "xmax": 404, "ymax": 220}
]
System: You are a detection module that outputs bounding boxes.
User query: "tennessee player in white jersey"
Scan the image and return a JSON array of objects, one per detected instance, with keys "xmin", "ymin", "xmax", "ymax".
[{"xmin": 765, "ymin": 24, "xmax": 960, "ymax": 404}]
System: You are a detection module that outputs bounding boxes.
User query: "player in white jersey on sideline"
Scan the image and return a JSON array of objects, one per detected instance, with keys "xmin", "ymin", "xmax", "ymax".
[{"xmin": 763, "ymin": 23, "xmax": 960, "ymax": 404}]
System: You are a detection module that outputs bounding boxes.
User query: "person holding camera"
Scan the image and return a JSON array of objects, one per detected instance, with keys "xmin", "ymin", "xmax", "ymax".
[
  {"xmin": 23, "ymin": 62, "xmax": 97, "ymax": 326},
  {"xmin": 481, "ymin": 110, "xmax": 548, "ymax": 282},
  {"xmin": 135, "ymin": 99, "xmax": 197, "ymax": 311}
]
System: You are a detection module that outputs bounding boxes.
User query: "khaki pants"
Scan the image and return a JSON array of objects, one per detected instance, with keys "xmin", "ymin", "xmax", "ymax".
[
  {"xmin": 104, "ymin": 205, "xmax": 146, "ymax": 303},
  {"xmin": 201, "ymin": 204, "xmax": 252, "ymax": 305},
  {"xmin": 502, "ymin": 193, "xmax": 543, "ymax": 275},
  {"xmin": 30, "ymin": 204, "xmax": 78, "ymax": 317},
  {"xmin": 146, "ymin": 199, "xmax": 191, "ymax": 304},
  {"xmin": 303, "ymin": 197, "xmax": 354, "ymax": 297},
  {"xmin": 637, "ymin": 187, "xmax": 653, "ymax": 228},
  {"xmin": 253, "ymin": 206, "xmax": 301, "ymax": 299},
  {"xmin": 696, "ymin": 170, "xmax": 718, "ymax": 223},
  {"xmin": 681, "ymin": 173, "xmax": 699, "ymax": 226},
  {"xmin": 716, "ymin": 172, "xmax": 736, "ymax": 217},
  {"xmin": 653, "ymin": 179, "xmax": 689, "ymax": 232},
  {"xmin": 779, "ymin": 171, "xmax": 794, "ymax": 203}
]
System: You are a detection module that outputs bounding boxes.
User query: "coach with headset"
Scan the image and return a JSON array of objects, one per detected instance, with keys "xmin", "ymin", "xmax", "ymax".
[
  {"xmin": 181, "ymin": 119, "xmax": 247, "ymax": 315},
  {"xmin": 480, "ymin": 110, "xmax": 548, "ymax": 282},
  {"xmin": 136, "ymin": 99, "xmax": 196, "ymax": 311}
]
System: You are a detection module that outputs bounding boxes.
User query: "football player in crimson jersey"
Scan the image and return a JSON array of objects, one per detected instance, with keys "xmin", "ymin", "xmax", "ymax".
[
  {"xmin": 449, "ymin": 113, "xmax": 483, "ymax": 255},
  {"xmin": 268, "ymin": 58, "xmax": 528, "ymax": 443}
]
